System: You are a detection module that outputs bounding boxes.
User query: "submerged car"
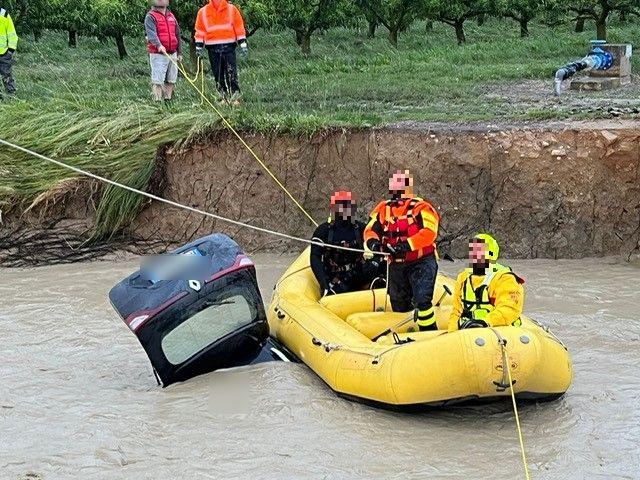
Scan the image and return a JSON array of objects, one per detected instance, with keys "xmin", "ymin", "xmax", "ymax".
[{"xmin": 109, "ymin": 233, "xmax": 290, "ymax": 387}]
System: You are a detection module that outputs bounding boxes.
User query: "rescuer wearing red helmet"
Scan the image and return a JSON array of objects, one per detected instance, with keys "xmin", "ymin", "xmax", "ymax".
[
  {"xmin": 364, "ymin": 170, "xmax": 440, "ymax": 331},
  {"xmin": 310, "ymin": 191, "xmax": 385, "ymax": 296}
]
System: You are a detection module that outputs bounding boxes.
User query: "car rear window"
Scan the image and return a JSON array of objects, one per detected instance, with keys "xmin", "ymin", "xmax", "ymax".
[{"xmin": 161, "ymin": 293, "xmax": 254, "ymax": 365}]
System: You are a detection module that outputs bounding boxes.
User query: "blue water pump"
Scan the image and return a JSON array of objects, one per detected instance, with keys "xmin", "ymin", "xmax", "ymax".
[{"xmin": 554, "ymin": 40, "xmax": 614, "ymax": 96}]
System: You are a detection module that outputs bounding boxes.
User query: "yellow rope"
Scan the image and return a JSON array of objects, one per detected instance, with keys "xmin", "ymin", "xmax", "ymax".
[
  {"xmin": 178, "ymin": 58, "xmax": 205, "ymax": 106},
  {"xmin": 502, "ymin": 340, "xmax": 531, "ymax": 480},
  {"xmin": 166, "ymin": 52, "xmax": 318, "ymax": 227}
]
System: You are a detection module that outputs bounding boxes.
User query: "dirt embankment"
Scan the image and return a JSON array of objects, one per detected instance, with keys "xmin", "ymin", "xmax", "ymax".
[{"xmin": 5, "ymin": 120, "xmax": 640, "ymax": 261}]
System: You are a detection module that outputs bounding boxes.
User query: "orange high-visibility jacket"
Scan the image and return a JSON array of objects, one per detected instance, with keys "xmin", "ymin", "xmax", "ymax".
[
  {"xmin": 195, "ymin": 0, "xmax": 246, "ymax": 46},
  {"xmin": 364, "ymin": 195, "xmax": 439, "ymax": 262}
]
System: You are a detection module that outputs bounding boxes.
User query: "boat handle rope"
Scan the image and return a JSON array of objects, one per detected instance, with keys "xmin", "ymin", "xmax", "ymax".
[
  {"xmin": 165, "ymin": 52, "xmax": 318, "ymax": 228},
  {"xmin": 489, "ymin": 328, "xmax": 531, "ymax": 480}
]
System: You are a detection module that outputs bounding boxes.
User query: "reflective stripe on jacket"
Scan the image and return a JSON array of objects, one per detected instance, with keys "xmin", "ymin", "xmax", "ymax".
[
  {"xmin": 364, "ymin": 195, "xmax": 439, "ymax": 262},
  {"xmin": 0, "ymin": 9, "xmax": 18, "ymax": 55},
  {"xmin": 195, "ymin": 0, "xmax": 246, "ymax": 46},
  {"xmin": 448, "ymin": 263, "xmax": 525, "ymax": 330}
]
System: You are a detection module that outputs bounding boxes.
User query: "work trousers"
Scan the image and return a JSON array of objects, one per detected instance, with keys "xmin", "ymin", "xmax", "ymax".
[
  {"xmin": 206, "ymin": 43, "xmax": 239, "ymax": 96},
  {"xmin": 0, "ymin": 51, "xmax": 16, "ymax": 94},
  {"xmin": 388, "ymin": 254, "xmax": 438, "ymax": 313}
]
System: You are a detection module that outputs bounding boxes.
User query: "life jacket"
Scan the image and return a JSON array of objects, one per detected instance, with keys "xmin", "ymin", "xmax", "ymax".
[
  {"xmin": 147, "ymin": 9, "xmax": 179, "ymax": 54},
  {"xmin": 324, "ymin": 219, "xmax": 363, "ymax": 275},
  {"xmin": 460, "ymin": 263, "xmax": 523, "ymax": 327},
  {"xmin": 195, "ymin": 0, "xmax": 246, "ymax": 46},
  {"xmin": 382, "ymin": 197, "xmax": 435, "ymax": 263}
]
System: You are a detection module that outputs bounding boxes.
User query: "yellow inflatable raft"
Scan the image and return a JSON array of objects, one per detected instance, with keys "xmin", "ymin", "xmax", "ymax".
[{"xmin": 268, "ymin": 249, "xmax": 573, "ymax": 408}]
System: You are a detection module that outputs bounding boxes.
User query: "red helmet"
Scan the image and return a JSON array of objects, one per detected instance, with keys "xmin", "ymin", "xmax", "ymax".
[{"xmin": 330, "ymin": 190, "xmax": 354, "ymax": 205}]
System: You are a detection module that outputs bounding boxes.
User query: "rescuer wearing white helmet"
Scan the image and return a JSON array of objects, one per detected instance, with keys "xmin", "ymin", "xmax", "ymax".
[{"xmin": 448, "ymin": 233, "xmax": 525, "ymax": 331}]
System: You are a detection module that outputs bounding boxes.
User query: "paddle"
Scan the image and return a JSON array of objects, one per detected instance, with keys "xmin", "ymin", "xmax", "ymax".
[{"xmin": 371, "ymin": 285, "xmax": 452, "ymax": 342}]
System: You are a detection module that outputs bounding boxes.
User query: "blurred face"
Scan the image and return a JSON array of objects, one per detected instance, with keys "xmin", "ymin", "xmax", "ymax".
[
  {"xmin": 331, "ymin": 201, "xmax": 355, "ymax": 222},
  {"xmin": 389, "ymin": 170, "xmax": 413, "ymax": 198},
  {"xmin": 469, "ymin": 239, "xmax": 488, "ymax": 268},
  {"xmin": 154, "ymin": 0, "xmax": 169, "ymax": 7}
]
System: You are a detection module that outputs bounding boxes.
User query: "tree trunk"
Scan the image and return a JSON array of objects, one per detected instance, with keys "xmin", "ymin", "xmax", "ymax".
[
  {"xmin": 68, "ymin": 29, "xmax": 77, "ymax": 48},
  {"xmin": 300, "ymin": 32, "xmax": 311, "ymax": 56},
  {"xmin": 189, "ymin": 35, "xmax": 197, "ymax": 68},
  {"xmin": 476, "ymin": 13, "xmax": 485, "ymax": 26},
  {"xmin": 115, "ymin": 34, "xmax": 128, "ymax": 59},
  {"xmin": 596, "ymin": 17, "xmax": 607, "ymax": 40},
  {"xmin": 454, "ymin": 20, "xmax": 466, "ymax": 44},
  {"xmin": 574, "ymin": 17, "xmax": 585, "ymax": 33},
  {"xmin": 425, "ymin": 20, "xmax": 434, "ymax": 32},
  {"xmin": 367, "ymin": 20, "xmax": 377, "ymax": 39},
  {"xmin": 388, "ymin": 28, "xmax": 398, "ymax": 48},
  {"xmin": 295, "ymin": 30, "xmax": 303, "ymax": 46},
  {"xmin": 619, "ymin": 9, "xmax": 627, "ymax": 23},
  {"xmin": 519, "ymin": 18, "xmax": 529, "ymax": 37}
]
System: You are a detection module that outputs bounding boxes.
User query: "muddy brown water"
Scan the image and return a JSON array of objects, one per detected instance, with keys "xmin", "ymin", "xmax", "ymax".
[{"xmin": 1, "ymin": 255, "xmax": 639, "ymax": 479}]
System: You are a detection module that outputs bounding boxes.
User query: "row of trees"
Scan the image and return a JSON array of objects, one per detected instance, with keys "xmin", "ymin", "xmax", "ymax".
[{"xmin": 6, "ymin": 0, "xmax": 640, "ymax": 57}]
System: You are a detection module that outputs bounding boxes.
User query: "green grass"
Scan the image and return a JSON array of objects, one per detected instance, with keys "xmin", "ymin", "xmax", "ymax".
[{"xmin": 1, "ymin": 18, "xmax": 639, "ymax": 238}]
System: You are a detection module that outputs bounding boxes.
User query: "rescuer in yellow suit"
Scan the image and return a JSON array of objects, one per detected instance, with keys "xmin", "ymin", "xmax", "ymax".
[
  {"xmin": 448, "ymin": 234, "xmax": 524, "ymax": 331},
  {"xmin": 0, "ymin": 6, "xmax": 18, "ymax": 96}
]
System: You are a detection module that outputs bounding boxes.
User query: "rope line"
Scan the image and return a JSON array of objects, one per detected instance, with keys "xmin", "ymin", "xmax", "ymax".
[
  {"xmin": 491, "ymin": 329, "xmax": 531, "ymax": 480},
  {"xmin": 503, "ymin": 345, "xmax": 531, "ymax": 480},
  {"xmin": 179, "ymin": 57, "xmax": 205, "ymax": 105},
  {"xmin": 167, "ymin": 52, "xmax": 318, "ymax": 227},
  {"xmin": 0, "ymin": 138, "xmax": 383, "ymax": 257}
]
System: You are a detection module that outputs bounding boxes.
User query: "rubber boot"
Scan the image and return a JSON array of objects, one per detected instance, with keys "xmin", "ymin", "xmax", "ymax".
[{"xmin": 416, "ymin": 305, "xmax": 437, "ymax": 331}]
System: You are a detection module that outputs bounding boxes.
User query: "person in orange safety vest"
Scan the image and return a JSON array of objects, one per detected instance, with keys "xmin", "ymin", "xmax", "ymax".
[
  {"xmin": 194, "ymin": 0, "xmax": 247, "ymax": 100},
  {"xmin": 364, "ymin": 170, "xmax": 441, "ymax": 331}
]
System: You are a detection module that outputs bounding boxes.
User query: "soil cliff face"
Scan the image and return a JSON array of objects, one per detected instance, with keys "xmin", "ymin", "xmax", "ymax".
[{"xmin": 131, "ymin": 120, "xmax": 640, "ymax": 259}]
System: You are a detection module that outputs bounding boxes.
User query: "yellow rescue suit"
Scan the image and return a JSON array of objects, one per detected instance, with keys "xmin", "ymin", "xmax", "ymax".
[{"xmin": 448, "ymin": 263, "xmax": 524, "ymax": 331}]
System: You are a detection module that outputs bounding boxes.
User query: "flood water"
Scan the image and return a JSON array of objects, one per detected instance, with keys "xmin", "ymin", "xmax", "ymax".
[{"xmin": 1, "ymin": 255, "xmax": 639, "ymax": 479}]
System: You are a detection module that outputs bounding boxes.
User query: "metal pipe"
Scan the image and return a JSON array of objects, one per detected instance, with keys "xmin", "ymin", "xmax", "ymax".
[{"xmin": 553, "ymin": 40, "xmax": 614, "ymax": 96}]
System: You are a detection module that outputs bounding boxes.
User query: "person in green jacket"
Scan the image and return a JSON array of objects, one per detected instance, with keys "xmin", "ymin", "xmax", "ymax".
[{"xmin": 0, "ymin": 6, "xmax": 18, "ymax": 96}]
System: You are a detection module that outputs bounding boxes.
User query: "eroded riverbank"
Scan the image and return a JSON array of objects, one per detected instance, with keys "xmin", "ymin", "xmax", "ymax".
[
  {"xmin": 4, "ymin": 120, "xmax": 640, "ymax": 263},
  {"xmin": 1, "ymin": 255, "xmax": 639, "ymax": 479}
]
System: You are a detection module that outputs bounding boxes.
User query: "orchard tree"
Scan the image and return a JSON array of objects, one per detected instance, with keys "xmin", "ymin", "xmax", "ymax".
[
  {"xmin": 423, "ymin": 0, "xmax": 489, "ymax": 44},
  {"xmin": 235, "ymin": 0, "xmax": 278, "ymax": 37},
  {"xmin": 5, "ymin": 0, "xmax": 48, "ymax": 39},
  {"xmin": 567, "ymin": 0, "xmax": 640, "ymax": 39},
  {"xmin": 500, "ymin": 0, "xmax": 538, "ymax": 36},
  {"xmin": 356, "ymin": 0, "xmax": 422, "ymax": 47},
  {"xmin": 48, "ymin": 0, "xmax": 91, "ymax": 47},
  {"xmin": 275, "ymin": 0, "xmax": 354, "ymax": 55},
  {"xmin": 91, "ymin": 0, "xmax": 147, "ymax": 58}
]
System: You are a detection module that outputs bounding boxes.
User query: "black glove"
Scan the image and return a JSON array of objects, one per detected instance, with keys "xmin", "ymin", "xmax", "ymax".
[
  {"xmin": 330, "ymin": 281, "xmax": 349, "ymax": 295},
  {"xmin": 367, "ymin": 240, "xmax": 382, "ymax": 253},
  {"xmin": 5, "ymin": 49, "xmax": 14, "ymax": 59},
  {"xmin": 394, "ymin": 240, "xmax": 411, "ymax": 254}
]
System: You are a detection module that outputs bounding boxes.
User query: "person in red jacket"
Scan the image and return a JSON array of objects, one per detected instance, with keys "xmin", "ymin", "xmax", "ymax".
[
  {"xmin": 195, "ymin": 0, "xmax": 248, "ymax": 103},
  {"xmin": 145, "ymin": 0, "xmax": 182, "ymax": 101},
  {"xmin": 364, "ymin": 170, "xmax": 441, "ymax": 331}
]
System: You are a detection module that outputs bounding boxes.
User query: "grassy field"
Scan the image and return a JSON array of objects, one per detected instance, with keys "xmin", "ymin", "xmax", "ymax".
[{"xmin": 1, "ymin": 18, "xmax": 639, "ymax": 237}]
